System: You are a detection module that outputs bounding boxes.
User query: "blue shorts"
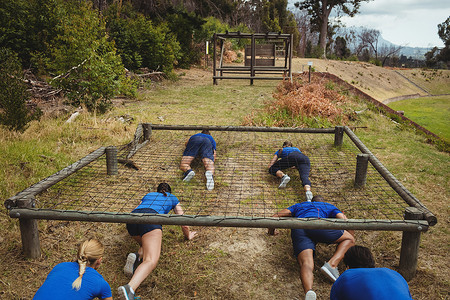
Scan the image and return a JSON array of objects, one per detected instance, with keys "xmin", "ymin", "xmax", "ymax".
[
  {"xmin": 183, "ymin": 135, "xmax": 215, "ymax": 161},
  {"xmin": 126, "ymin": 208, "xmax": 162, "ymax": 237},
  {"xmin": 291, "ymin": 229, "xmax": 344, "ymax": 258}
]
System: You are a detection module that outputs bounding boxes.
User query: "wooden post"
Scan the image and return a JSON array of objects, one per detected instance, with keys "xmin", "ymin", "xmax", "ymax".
[
  {"xmin": 399, "ymin": 207, "xmax": 423, "ymax": 281},
  {"xmin": 17, "ymin": 197, "xmax": 41, "ymax": 258},
  {"xmin": 143, "ymin": 123, "xmax": 152, "ymax": 141},
  {"xmin": 106, "ymin": 146, "xmax": 118, "ymax": 175},
  {"xmin": 250, "ymin": 34, "xmax": 255, "ymax": 85},
  {"xmin": 334, "ymin": 126, "xmax": 344, "ymax": 147},
  {"xmin": 213, "ymin": 33, "xmax": 217, "ymax": 85},
  {"xmin": 354, "ymin": 154, "xmax": 369, "ymax": 188}
]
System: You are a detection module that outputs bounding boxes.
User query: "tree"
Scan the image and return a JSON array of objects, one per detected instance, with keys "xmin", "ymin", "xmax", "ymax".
[
  {"xmin": 437, "ymin": 16, "xmax": 450, "ymax": 44},
  {"xmin": 334, "ymin": 36, "xmax": 350, "ymax": 58},
  {"xmin": 437, "ymin": 16, "xmax": 450, "ymax": 68},
  {"xmin": 379, "ymin": 44, "xmax": 402, "ymax": 67},
  {"xmin": 0, "ymin": 48, "xmax": 41, "ymax": 132},
  {"xmin": 357, "ymin": 28, "xmax": 380, "ymax": 60},
  {"xmin": 295, "ymin": 0, "xmax": 371, "ymax": 58},
  {"xmin": 49, "ymin": 1, "xmax": 134, "ymax": 115},
  {"xmin": 426, "ymin": 17, "xmax": 450, "ymax": 69}
]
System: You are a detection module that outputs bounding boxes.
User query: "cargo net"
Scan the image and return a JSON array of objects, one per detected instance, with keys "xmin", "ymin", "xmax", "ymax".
[{"xmin": 33, "ymin": 129, "xmax": 408, "ymax": 223}]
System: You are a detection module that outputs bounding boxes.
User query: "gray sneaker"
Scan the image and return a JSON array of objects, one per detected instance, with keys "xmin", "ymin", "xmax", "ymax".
[
  {"xmin": 305, "ymin": 290, "xmax": 317, "ymax": 300},
  {"xmin": 278, "ymin": 174, "xmax": 290, "ymax": 189},
  {"xmin": 320, "ymin": 262, "xmax": 339, "ymax": 282},
  {"xmin": 118, "ymin": 284, "xmax": 135, "ymax": 300}
]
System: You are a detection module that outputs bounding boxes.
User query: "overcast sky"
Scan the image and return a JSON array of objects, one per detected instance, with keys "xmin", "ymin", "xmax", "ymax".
[{"xmin": 338, "ymin": 0, "xmax": 449, "ymax": 48}]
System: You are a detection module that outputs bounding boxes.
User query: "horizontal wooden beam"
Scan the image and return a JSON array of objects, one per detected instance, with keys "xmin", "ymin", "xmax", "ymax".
[
  {"xmin": 4, "ymin": 147, "xmax": 107, "ymax": 209},
  {"xmin": 10, "ymin": 208, "xmax": 429, "ymax": 232},
  {"xmin": 146, "ymin": 124, "xmax": 336, "ymax": 133}
]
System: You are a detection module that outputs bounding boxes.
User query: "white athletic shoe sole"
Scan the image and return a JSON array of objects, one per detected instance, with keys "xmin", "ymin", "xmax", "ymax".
[
  {"xmin": 278, "ymin": 175, "xmax": 290, "ymax": 189},
  {"xmin": 205, "ymin": 171, "xmax": 214, "ymax": 190},
  {"xmin": 183, "ymin": 170, "xmax": 195, "ymax": 182},
  {"xmin": 305, "ymin": 290, "xmax": 317, "ymax": 300},
  {"xmin": 123, "ymin": 253, "xmax": 136, "ymax": 276}
]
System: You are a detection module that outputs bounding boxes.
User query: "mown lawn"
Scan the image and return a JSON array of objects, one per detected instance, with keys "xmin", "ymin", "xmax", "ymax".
[{"xmin": 388, "ymin": 95, "xmax": 450, "ymax": 141}]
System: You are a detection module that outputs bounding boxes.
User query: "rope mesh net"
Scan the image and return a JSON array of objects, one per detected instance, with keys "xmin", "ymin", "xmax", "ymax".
[{"xmin": 33, "ymin": 129, "xmax": 408, "ymax": 224}]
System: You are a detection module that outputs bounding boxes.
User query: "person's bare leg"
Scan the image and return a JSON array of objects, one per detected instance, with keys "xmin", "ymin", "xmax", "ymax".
[
  {"xmin": 202, "ymin": 158, "xmax": 215, "ymax": 174},
  {"xmin": 180, "ymin": 156, "xmax": 195, "ymax": 172},
  {"xmin": 327, "ymin": 231, "xmax": 355, "ymax": 268},
  {"xmin": 275, "ymin": 170, "xmax": 285, "ymax": 179},
  {"xmin": 304, "ymin": 185, "xmax": 311, "ymax": 192},
  {"xmin": 297, "ymin": 249, "xmax": 315, "ymax": 293},
  {"xmin": 128, "ymin": 229, "xmax": 162, "ymax": 292}
]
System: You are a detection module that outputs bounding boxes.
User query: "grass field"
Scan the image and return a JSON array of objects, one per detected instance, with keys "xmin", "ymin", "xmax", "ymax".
[
  {"xmin": 0, "ymin": 62, "xmax": 449, "ymax": 300},
  {"xmin": 388, "ymin": 95, "xmax": 450, "ymax": 141}
]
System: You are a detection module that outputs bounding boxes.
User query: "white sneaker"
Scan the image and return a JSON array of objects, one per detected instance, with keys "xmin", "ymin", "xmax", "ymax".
[
  {"xmin": 205, "ymin": 171, "xmax": 214, "ymax": 190},
  {"xmin": 305, "ymin": 290, "xmax": 316, "ymax": 300},
  {"xmin": 278, "ymin": 175, "xmax": 290, "ymax": 189},
  {"xmin": 305, "ymin": 190, "xmax": 313, "ymax": 202},
  {"xmin": 183, "ymin": 170, "xmax": 195, "ymax": 182}
]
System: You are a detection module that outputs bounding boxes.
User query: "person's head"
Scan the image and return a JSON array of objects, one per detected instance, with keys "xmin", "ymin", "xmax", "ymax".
[
  {"xmin": 201, "ymin": 129, "xmax": 211, "ymax": 135},
  {"xmin": 311, "ymin": 195, "xmax": 324, "ymax": 202},
  {"xmin": 157, "ymin": 182, "xmax": 172, "ymax": 196},
  {"xmin": 72, "ymin": 239, "xmax": 104, "ymax": 290},
  {"xmin": 282, "ymin": 141, "xmax": 293, "ymax": 148},
  {"xmin": 343, "ymin": 245, "xmax": 375, "ymax": 269}
]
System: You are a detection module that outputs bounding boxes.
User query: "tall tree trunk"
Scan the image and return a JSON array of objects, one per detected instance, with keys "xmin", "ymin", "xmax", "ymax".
[{"xmin": 319, "ymin": 0, "xmax": 332, "ymax": 58}]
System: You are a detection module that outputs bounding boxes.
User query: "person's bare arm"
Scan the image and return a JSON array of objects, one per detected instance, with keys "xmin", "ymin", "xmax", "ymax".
[
  {"xmin": 336, "ymin": 212, "xmax": 354, "ymax": 236},
  {"xmin": 102, "ymin": 297, "xmax": 113, "ymax": 300},
  {"xmin": 268, "ymin": 209, "xmax": 292, "ymax": 235},
  {"xmin": 174, "ymin": 204, "xmax": 198, "ymax": 240},
  {"xmin": 268, "ymin": 155, "xmax": 278, "ymax": 168},
  {"xmin": 213, "ymin": 149, "xmax": 216, "ymax": 161}
]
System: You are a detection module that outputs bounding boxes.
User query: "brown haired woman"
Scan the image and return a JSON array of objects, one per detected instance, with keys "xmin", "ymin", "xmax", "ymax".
[
  {"xmin": 118, "ymin": 182, "xmax": 197, "ymax": 300},
  {"xmin": 33, "ymin": 239, "xmax": 112, "ymax": 300}
]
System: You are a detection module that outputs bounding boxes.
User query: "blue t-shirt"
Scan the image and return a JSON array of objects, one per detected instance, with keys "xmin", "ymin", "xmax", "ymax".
[
  {"xmin": 330, "ymin": 268, "xmax": 413, "ymax": 300},
  {"xmin": 287, "ymin": 201, "xmax": 342, "ymax": 219},
  {"xmin": 33, "ymin": 262, "xmax": 112, "ymax": 300},
  {"xmin": 274, "ymin": 147, "xmax": 301, "ymax": 159},
  {"xmin": 136, "ymin": 192, "xmax": 180, "ymax": 214},
  {"xmin": 191, "ymin": 133, "xmax": 216, "ymax": 150}
]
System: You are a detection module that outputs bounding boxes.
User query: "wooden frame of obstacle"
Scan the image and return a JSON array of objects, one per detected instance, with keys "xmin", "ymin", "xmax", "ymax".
[
  {"xmin": 5, "ymin": 125, "xmax": 436, "ymax": 281},
  {"xmin": 212, "ymin": 32, "xmax": 293, "ymax": 85}
]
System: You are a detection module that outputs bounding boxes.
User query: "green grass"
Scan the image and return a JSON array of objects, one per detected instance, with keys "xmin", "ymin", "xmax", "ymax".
[
  {"xmin": 388, "ymin": 95, "xmax": 450, "ymax": 141},
  {"xmin": 1, "ymin": 69, "xmax": 449, "ymax": 300}
]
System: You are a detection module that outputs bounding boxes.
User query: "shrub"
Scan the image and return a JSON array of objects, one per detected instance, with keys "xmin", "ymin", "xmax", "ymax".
[
  {"xmin": 49, "ymin": 1, "xmax": 135, "ymax": 114},
  {"xmin": 0, "ymin": 48, "xmax": 41, "ymax": 132},
  {"xmin": 106, "ymin": 3, "xmax": 180, "ymax": 73}
]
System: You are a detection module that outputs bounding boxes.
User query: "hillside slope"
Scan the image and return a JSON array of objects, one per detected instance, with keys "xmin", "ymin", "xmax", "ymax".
[{"xmin": 292, "ymin": 58, "xmax": 428, "ymax": 102}]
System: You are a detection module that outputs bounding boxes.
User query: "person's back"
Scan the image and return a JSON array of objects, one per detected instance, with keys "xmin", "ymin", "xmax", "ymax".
[
  {"xmin": 331, "ymin": 245, "xmax": 413, "ymax": 300},
  {"xmin": 34, "ymin": 262, "xmax": 111, "ymax": 300},
  {"xmin": 34, "ymin": 239, "xmax": 112, "ymax": 300},
  {"xmin": 330, "ymin": 267, "xmax": 413, "ymax": 300}
]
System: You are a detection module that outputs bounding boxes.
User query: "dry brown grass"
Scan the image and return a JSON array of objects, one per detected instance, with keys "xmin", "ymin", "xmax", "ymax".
[{"xmin": 292, "ymin": 58, "xmax": 429, "ymax": 101}]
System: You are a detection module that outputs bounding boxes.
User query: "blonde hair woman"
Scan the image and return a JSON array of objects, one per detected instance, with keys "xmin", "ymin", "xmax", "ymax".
[{"xmin": 34, "ymin": 239, "xmax": 112, "ymax": 300}]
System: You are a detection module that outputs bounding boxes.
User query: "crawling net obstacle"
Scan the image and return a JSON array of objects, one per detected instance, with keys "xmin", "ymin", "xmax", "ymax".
[{"xmin": 5, "ymin": 124, "xmax": 436, "ymax": 280}]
